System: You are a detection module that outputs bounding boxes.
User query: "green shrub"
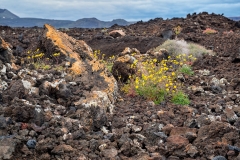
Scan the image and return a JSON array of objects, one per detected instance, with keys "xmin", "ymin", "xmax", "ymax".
[
  {"xmin": 179, "ymin": 64, "xmax": 194, "ymax": 75},
  {"xmin": 136, "ymin": 84, "xmax": 167, "ymax": 104},
  {"xmin": 171, "ymin": 91, "xmax": 190, "ymax": 105}
]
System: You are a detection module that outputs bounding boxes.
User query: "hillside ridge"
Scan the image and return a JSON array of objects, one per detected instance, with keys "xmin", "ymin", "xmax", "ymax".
[{"xmin": 0, "ymin": 8, "xmax": 133, "ymax": 28}]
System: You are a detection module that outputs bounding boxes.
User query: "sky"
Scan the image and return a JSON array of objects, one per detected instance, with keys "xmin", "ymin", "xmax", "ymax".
[{"xmin": 1, "ymin": 0, "xmax": 240, "ymax": 21}]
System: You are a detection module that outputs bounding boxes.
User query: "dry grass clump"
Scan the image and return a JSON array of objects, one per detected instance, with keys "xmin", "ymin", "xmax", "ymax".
[{"xmin": 154, "ymin": 39, "xmax": 213, "ymax": 59}]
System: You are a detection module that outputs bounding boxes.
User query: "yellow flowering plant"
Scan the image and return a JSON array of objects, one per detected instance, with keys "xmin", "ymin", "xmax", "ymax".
[
  {"xmin": 174, "ymin": 25, "xmax": 182, "ymax": 37},
  {"xmin": 122, "ymin": 54, "xmax": 195, "ymax": 105},
  {"xmin": 92, "ymin": 50, "xmax": 117, "ymax": 72}
]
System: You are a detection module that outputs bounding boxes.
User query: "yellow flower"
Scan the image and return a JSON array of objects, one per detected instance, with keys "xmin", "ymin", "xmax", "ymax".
[
  {"xmin": 171, "ymin": 72, "xmax": 175, "ymax": 76},
  {"xmin": 165, "ymin": 84, "xmax": 169, "ymax": 87},
  {"xmin": 174, "ymin": 86, "xmax": 177, "ymax": 89},
  {"xmin": 53, "ymin": 52, "xmax": 60, "ymax": 57}
]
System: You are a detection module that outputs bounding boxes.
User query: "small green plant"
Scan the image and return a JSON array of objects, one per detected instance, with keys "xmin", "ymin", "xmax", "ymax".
[
  {"xmin": 42, "ymin": 64, "xmax": 51, "ymax": 70},
  {"xmin": 203, "ymin": 28, "xmax": 217, "ymax": 34},
  {"xmin": 179, "ymin": 64, "xmax": 194, "ymax": 75},
  {"xmin": 137, "ymin": 85, "xmax": 166, "ymax": 104},
  {"xmin": 33, "ymin": 62, "xmax": 51, "ymax": 70},
  {"xmin": 171, "ymin": 91, "xmax": 190, "ymax": 105},
  {"xmin": 54, "ymin": 65, "xmax": 65, "ymax": 71}
]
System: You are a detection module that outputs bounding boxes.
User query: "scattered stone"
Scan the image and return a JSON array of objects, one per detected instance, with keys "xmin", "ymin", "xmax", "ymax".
[
  {"xmin": 224, "ymin": 106, "xmax": 238, "ymax": 123},
  {"xmin": 109, "ymin": 29, "xmax": 126, "ymax": 38},
  {"xmin": 0, "ymin": 36, "xmax": 14, "ymax": 63},
  {"xmin": 162, "ymin": 124, "xmax": 174, "ymax": 135},
  {"xmin": 39, "ymin": 153, "xmax": 51, "ymax": 160},
  {"xmin": 161, "ymin": 29, "xmax": 174, "ymax": 39},
  {"xmin": 0, "ymin": 116, "xmax": 8, "ymax": 135},
  {"xmin": 51, "ymin": 144, "xmax": 75, "ymax": 154},
  {"xmin": 26, "ymin": 139, "xmax": 36, "ymax": 149},
  {"xmin": 212, "ymin": 156, "xmax": 227, "ymax": 160},
  {"xmin": 166, "ymin": 135, "xmax": 189, "ymax": 157},
  {"xmin": 121, "ymin": 47, "xmax": 140, "ymax": 56},
  {"xmin": 166, "ymin": 135, "xmax": 189, "ymax": 147},
  {"xmin": 185, "ymin": 144, "xmax": 198, "ymax": 157},
  {"xmin": 198, "ymin": 69, "xmax": 210, "ymax": 76},
  {"xmin": 0, "ymin": 137, "xmax": 16, "ymax": 159},
  {"xmin": 153, "ymin": 132, "xmax": 168, "ymax": 139},
  {"xmin": 21, "ymin": 144, "xmax": 32, "ymax": 155},
  {"xmin": 101, "ymin": 147, "xmax": 118, "ymax": 158},
  {"xmin": 188, "ymin": 85, "xmax": 204, "ymax": 95},
  {"xmin": 228, "ymin": 145, "xmax": 240, "ymax": 152},
  {"xmin": 131, "ymin": 125, "xmax": 142, "ymax": 132},
  {"xmin": 19, "ymin": 129, "xmax": 29, "ymax": 137}
]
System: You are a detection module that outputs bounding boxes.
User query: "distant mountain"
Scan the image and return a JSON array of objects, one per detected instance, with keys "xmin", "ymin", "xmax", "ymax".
[
  {"xmin": 0, "ymin": 9, "xmax": 133, "ymax": 28},
  {"xmin": 229, "ymin": 17, "xmax": 240, "ymax": 21},
  {"xmin": 69, "ymin": 18, "xmax": 131, "ymax": 28},
  {"xmin": 0, "ymin": 9, "xmax": 19, "ymax": 19},
  {"xmin": 0, "ymin": 17, "xmax": 74, "ymax": 28}
]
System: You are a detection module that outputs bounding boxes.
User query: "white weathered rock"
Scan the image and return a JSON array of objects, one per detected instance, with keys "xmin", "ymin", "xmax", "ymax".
[
  {"xmin": 225, "ymin": 106, "xmax": 238, "ymax": 123},
  {"xmin": 198, "ymin": 69, "xmax": 210, "ymax": 76},
  {"xmin": 29, "ymin": 87, "xmax": 39, "ymax": 96},
  {"xmin": 132, "ymin": 125, "xmax": 142, "ymax": 132},
  {"xmin": 0, "ymin": 80, "xmax": 8, "ymax": 91},
  {"xmin": 74, "ymin": 90, "xmax": 115, "ymax": 114},
  {"xmin": 0, "ymin": 65, "xmax": 6, "ymax": 75},
  {"xmin": 188, "ymin": 85, "xmax": 204, "ymax": 94},
  {"xmin": 109, "ymin": 29, "xmax": 126, "ymax": 38},
  {"xmin": 21, "ymin": 79, "xmax": 32, "ymax": 89}
]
